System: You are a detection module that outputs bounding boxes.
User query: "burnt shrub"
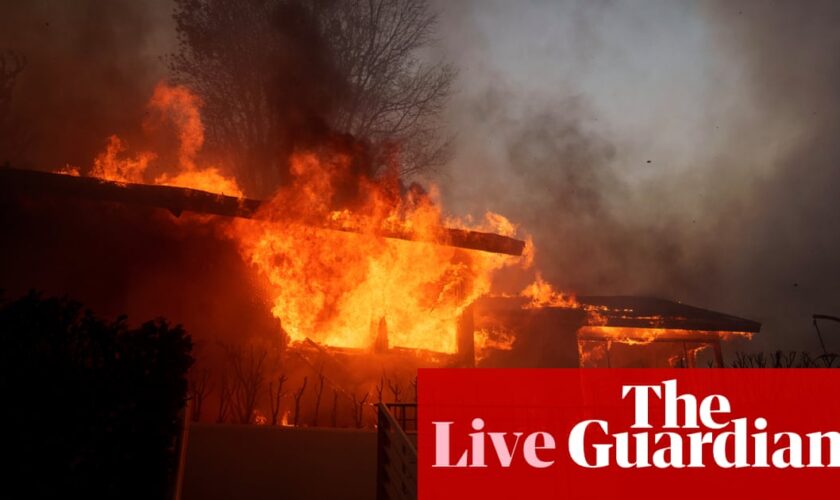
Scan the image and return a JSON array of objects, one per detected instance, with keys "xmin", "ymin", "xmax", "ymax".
[{"xmin": 0, "ymin": 291, "xmax": 193, "ymax": 499}]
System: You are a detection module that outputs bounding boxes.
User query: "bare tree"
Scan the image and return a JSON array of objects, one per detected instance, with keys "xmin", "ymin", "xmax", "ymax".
[
  {"xmin": 268, "ymin": 373, "xmax": 288, "ymax": 425},
  {"xmin": 352, "ymin": 392, "xmax": 369, "ymax": 428},
  {"xmin": 216, "ymin": 371, "xmax": 234, "ymax": 423},
  {"xmin": 311, "ymin": 370, "xmax": 326, "ymax": 426},
  {"xmin": 330, "ymin": 389, "xmax": 339, "ymax": 427},
  {"xmin": 387, "ymin": 377, "xmax": 402, "ymax": 403},
  {"xmin": 324, "ymin": 0, "xmax": 454, "ymax": 176},
  {"xmin": 410, "ymin": 375, "xmax": 418, "ymax": 402},
  {"xmin": 292, "ymin": 376, "xmax": 308, "ymax": 426},
  {"xmin": 189, "ymin": 367, "xmax": 213, "ymax": 422},
  {"xmin": 223, "ymin": 344, "xmax": 268, "ymax": 424},
  {"xmin": 168, "ymin": 0, "xmax": 454, "ymax": 196},
  {"xmin": 375, "ymin": 373, "xmax": 385, "ymax": 403}
]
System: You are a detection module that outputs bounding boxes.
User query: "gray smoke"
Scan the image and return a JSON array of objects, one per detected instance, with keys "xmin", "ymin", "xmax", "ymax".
[
  {"xmin": 0, "ymin": 0, "xmax": 174, "ymax": 169},
  {"xmin": 2, "ymin": 0, "xmax": 839, "ymax": 352},
  {"xmin": 433, "ymin": 0, "xmax": 840, "ymax": 352}
]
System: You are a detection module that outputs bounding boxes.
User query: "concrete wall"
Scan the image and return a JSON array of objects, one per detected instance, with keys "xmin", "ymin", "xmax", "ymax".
[{"xmin": 182, "ymin": 424, "xmax": 376, "ymax": 500}]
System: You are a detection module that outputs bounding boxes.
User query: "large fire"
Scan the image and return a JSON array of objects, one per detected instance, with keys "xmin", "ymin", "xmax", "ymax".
[
  {"xmin": 230, "ymin": 151, "xmax": 516, "ymax": 353},
  {"xmin": 61, "ymin": 82, "xmax": 520, "ymax": 354},
  {"xmin": 82, "ymin": 83, "xmax": 243, "ymax": 197},
  {"xmin": 53, "ymin": 82, "xmax": 753, "ymax": 361}
]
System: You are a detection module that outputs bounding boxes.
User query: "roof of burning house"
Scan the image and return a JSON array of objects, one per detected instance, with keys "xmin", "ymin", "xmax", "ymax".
[
  {"xmin": 578, "ymin": 296, "xmax": 761, "ymax": 334},
  {"xmin": 474, "ymin": 295, "xmax": 761, "ymax": 335},
  {"xmin": 0, "ymin": 167, "xmax": 525, "ymax": 256}
]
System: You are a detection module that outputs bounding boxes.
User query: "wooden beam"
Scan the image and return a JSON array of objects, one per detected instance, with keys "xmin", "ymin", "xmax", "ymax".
[{"xmin": 0, "ymin": 167, "xmax": 526, "ymax": 256}]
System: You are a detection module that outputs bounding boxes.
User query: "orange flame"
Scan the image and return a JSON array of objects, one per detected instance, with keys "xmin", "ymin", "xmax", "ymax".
[
  {"xmin": 60, "ymin": 83, "xmax": 242, "ymax": 197},
  {"xmin": 475, "ymin": 326, "xmax": 516, "ymax": 362},
  {"xmin": 53, "ymin": 79, "xmax": 756, "ymax": 361},
  {"xmin": 230, "ymin": 151, "xmax": 517, "ymax": 353},
  {"xmin": 520, "ymin": 273, "xmax": 579, "ymax": 309},
  {"xmin": 90, "ymin": 135, "xmax": 155, "ymax": 184}
]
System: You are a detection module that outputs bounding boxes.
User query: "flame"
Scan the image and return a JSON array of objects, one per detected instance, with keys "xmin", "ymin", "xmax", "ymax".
[
  {"xmin": 54, "ymin": 80, "xmax": 521, "ymax": 354},
  {"xmin": 579, "ymin": 326, "xmax": 753, "ymax": 344},
  {"xmin": 55, "ymin": 165, "xmax": 80, "ymax": 177},
  {"xmin": 154, "ymin": 168, "xmax": 243, "ymax": 197},
  {"xmin": 90, "ymin": 135, "xmax": 155, "ymax": 184},
  {"xmin": 146, "ymin": 83, "xmax": 204, "ymax": 171},
  {"xmin": 520, "ymin": 273, "xmax": 580, "ymax": 309},
  {"xmin": 577, "ymin": 326, "xmax": 753, "ymax": 367},
  {"xmin": 230, "ymin": 151, "xmax": 516, "ymax": 353},
  {"xmin": 50, "ymin": 79, "xmax": 757, "ymax": 361},
  {"xmin": 475, "ymin": 326, "xmax": 516, "ymax": 362},
  {"xmin": 58, "ymin": 83, "xmax": 242, "ymax": 197},
  {"xmin": 578, "ymin": 340, "xmax": 610, "ymax": 367}
]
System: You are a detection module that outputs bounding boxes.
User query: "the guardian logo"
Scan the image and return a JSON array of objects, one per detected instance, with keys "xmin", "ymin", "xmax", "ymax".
[{"xmin": 433, "ymin": 379, "xmax": 840, "ymax": 469}]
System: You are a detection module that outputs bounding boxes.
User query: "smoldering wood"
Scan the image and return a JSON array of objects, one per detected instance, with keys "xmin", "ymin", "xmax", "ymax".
[
  {"xmin": 0, "ymin": 167, "xmax": 526, "ymax": 256},
  {"xmin": 578, "ymin": 296, "xmax": 762, "ymax": 333},
  {"xmin": 474, "ymin": 295, "xmax": 761, "ymax": 334}
]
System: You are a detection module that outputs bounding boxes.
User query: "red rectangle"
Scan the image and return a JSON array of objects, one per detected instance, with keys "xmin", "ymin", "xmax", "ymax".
[{"xmin": 418, "ymin": 369, "xmax": 840, "ymax": 499}]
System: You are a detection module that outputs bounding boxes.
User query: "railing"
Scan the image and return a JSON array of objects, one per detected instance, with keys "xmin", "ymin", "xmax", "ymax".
[
  {"xmin": 385, "ymin": 402, "xmax": 417, "ymax": 434},
  {"xmin": 376, "ymin": 403, "xmax": 417, "ymax": 500}
]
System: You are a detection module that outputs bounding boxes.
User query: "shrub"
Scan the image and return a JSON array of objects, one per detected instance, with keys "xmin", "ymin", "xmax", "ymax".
[{"xmin": 0, "ymin": 291, "xmax": 193, "ymax": 499}]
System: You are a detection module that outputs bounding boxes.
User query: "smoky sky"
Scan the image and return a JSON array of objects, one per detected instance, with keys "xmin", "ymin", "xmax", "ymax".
[
  {"xmin": 0, "ymin": 0, "xmax": 173, "ymax": 169},
  {"xmin": 433, "ymin": 0, "xmax": 840, "ymax": 352},
  {"xmin": 1, "ymin": 0, "xmax": 839, "ymax": 352}
]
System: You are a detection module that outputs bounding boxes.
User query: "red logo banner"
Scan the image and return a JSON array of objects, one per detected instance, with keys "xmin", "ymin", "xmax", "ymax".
[{"xmin": 418, "ymin": 369, "xmax": 840, "ymax": 499}]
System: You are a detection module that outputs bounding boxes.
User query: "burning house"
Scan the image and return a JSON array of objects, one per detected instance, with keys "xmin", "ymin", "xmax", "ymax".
[
  {"xmin": 0, "ymin": 82, "xmax": 762, "ymax": 500},
  {"xmin": 0, "ymin": 165, "xmax": 759, "ymax": 375}
]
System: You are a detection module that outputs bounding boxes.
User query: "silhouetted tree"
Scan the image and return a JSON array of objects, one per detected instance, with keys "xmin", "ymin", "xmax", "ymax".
[
  {"xmin": 387, "ymin": 377, "xmax": 402, "ymax": 402},
  {"xmin": 312, "ymin": 369, "xmax": 326, "ymax": 426},
  {"xmin": 168, "ymin": 0, "xmax": 453, "ymax": 196},
  {"xmin": 292, "ymin": 375, "xmax": 308, "ymax": 426},
  {"xmin": 331, "ymin": 389, "xmax": 339, "ymax": 427},
  {"xmin": 352, "ymin": 391, "xmax": 369, "ymax": 428},
  {"xmin": 0, "ymin": 291, "xmax": 193, "ymax": 499},
  {"xmin": 216, "ymin": 370, "xmax": 234, "ymax": 423},
  {"xmin": 189, "ymin": 367, "xmax": 213, "ymax": 422},
  {"xmin": 223, "ymin": 343, "xmax": 268, "ymax": 424},
  {"xmin": 268, "ymin": 373, "xmax": 288, "ymax": 425},
  {"xmin": 376, "ymin": 372, "xmax": 385, "ymax": 402},
  {"xmin": 731, "ymin": 350, "xmax": 840, "ymax": 368}
]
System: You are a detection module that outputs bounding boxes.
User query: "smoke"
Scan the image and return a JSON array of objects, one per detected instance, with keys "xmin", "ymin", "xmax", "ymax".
[
  {"xmin": 696, "ymin": 0, "xmax": 840, "ymax": 350},
  {"xmin": 434, "ymin": 0, "xmax": 840, "ymax": 351},
  {"xmin": 2, "ymin": 0, "xmax": 839, "ymax": 352},
  {"xmin": 0, "ymin": 0, "xmax": 174, "ymax": 169}
]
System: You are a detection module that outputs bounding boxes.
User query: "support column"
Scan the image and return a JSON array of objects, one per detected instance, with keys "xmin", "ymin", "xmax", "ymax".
[{"xmin": 456, "ymin": 304, "xmax": 475, "ymax": 367}]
